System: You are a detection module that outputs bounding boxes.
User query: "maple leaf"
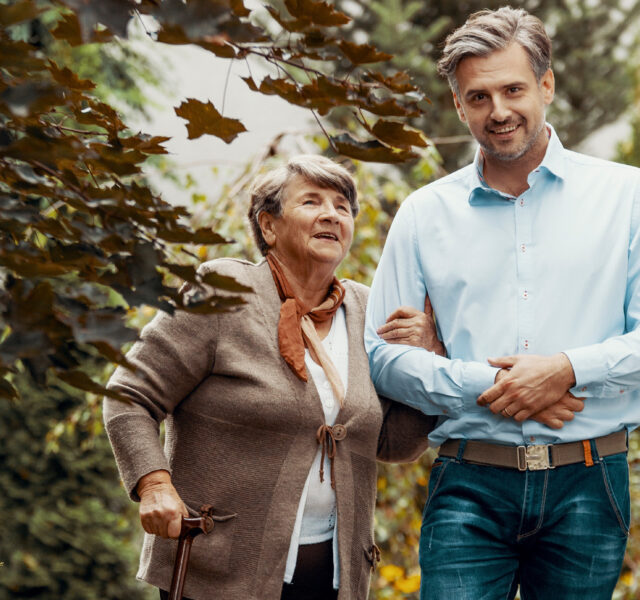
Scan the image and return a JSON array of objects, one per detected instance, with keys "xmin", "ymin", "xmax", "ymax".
[
  {"xmin": 371, "ymin": 120, "xmax": 427, "ymax": 149},
  {"xmin": 338, "ymin": 41, "xmax": 392, "ymax": 65},
  {"xmin": 174, "ymin": 98, "xmax": 247, "ymax": 143}
]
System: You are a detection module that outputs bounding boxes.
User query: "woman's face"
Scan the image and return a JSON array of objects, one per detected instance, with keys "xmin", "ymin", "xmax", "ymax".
[{"xmin": 261, "ymin": 175, "xmax": 355, "ymax": 274}]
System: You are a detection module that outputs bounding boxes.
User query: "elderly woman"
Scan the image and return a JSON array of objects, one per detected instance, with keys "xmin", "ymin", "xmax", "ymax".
[{"xmin": 104, "ymin": 155, "xmax": 436, "ymax": 600}]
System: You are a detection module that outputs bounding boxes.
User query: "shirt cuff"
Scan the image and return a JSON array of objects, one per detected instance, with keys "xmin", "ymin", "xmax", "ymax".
[
  {"xmin": 462, "ymin": 362, "xmax": 501, "ymax": 407},
  {"xmin": 563, "ymin": 346, "xmax": 607, "ymax": 397}
]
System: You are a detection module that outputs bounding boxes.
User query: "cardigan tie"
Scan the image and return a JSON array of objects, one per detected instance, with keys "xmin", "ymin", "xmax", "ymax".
[{"xmin": 316, "ymin": 424, "xmax": 338, "ymax": 489}]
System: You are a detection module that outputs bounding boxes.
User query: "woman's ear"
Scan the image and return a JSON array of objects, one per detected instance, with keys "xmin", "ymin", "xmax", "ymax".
[{"xmin": 258, "ymin": 211, "xmax": 277, "ymax": 249}]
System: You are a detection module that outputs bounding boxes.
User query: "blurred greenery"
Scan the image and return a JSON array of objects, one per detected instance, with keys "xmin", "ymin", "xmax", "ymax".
[{"xmin": 0, "ymin": 367, "xmax": 152, "ymax": 600}]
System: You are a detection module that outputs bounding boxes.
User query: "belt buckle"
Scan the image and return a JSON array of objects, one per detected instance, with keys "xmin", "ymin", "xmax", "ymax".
[{"xmin": 517, "ymin": 444, "xmax": 553, "ymax": 471}]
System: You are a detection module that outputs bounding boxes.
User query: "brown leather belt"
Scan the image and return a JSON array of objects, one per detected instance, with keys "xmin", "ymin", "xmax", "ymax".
[{"xmin": 438, "ymin": 430, "xmax": 627, "ymax": 471}]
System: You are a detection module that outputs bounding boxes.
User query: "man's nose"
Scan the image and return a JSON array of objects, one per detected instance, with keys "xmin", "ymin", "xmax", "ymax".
[{"xmin": 490, "ymin": 96, "xmax": 511, "ymax": 122}]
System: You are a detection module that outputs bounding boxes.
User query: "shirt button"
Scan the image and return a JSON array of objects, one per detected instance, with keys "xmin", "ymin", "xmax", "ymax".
[
  {"xmin": 523, "ymin": 290, "xmax": 528, "ymax": 299},
  {"xmin": 520, "ymin": 244, "xmax": 526, "ymax": 252},
  {"xmin": 581, "ymin": 386, "xmax": 587, "ymax": 392},
  {"xmin": 524, "ymin": 340, "xmax": 529, "ymax": 350},
  {"xmin": 530, "ymin": 436, "xmax": 536, "ymax": 443},
  {"xmin": 520, "ymin": 199, "xmax": 525, "ymax": 206}
]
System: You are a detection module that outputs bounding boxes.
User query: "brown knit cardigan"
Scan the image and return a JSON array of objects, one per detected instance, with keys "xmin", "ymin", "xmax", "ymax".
[{"xmin": 104, "ymin": 258, "xmax": 435, "ymax": 600}]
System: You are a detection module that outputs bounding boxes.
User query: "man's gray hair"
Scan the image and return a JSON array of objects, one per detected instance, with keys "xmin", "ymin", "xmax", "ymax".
[
  {"xmin": 247, "ymin": 155, "xmax": 359, "ymax": 256},
  {"xmin": 437, "ymin": 7, "xmax": 552, "ymax": 95}
]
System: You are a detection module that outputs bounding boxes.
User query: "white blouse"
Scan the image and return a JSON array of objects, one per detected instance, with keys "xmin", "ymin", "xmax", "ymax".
[{"xmin": 284, "ymin": 306, "xmax": 349, "ymax": 588}]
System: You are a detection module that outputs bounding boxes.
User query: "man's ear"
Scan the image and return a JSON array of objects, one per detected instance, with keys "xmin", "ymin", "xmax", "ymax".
[
  {"xmin": 258, "ymin": 211, "xmax": 277, "ymax": 249},
  {"xmin": 540, "ymin": 68, "xmax": 555, "ymax": 106},
  {"xmin": 453, "ymin": 91, "xmax": 467, "ymax": 123}
]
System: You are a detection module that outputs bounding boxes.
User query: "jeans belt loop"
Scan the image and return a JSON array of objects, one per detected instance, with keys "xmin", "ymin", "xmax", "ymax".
[
  {"xmin": 589, "ymin": 437, "xmax": 601, "ymax": 463},
  {"xmin": 456, "ymin": 439, "xmax": 467, "ymax": 462}
]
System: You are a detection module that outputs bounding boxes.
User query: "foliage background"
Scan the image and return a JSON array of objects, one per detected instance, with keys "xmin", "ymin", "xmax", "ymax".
[{"xmin": 2, "ymin": 0, "xmax": 640, "ymax": 599}]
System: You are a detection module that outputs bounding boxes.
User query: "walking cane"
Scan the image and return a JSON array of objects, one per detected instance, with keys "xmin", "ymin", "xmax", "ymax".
[{"xmin": 168, "ymin": 504, "xmax": 215, "ymax": 600}]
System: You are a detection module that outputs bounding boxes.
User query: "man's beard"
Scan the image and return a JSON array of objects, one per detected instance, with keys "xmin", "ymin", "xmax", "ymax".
[{"xmin": 480, "ymin": 119, "xmax": 545, "ymax": 162}]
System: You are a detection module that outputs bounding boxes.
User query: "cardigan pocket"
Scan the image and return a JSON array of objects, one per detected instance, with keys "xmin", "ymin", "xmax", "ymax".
[{"xmin": 183, "ymin": 505, "xmax": 239, "ymax": 579}]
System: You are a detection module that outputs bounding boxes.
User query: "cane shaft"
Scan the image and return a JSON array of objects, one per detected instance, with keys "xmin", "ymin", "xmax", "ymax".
[
  {"xmin": 167, "ymin": 510, "xmax": 214, "ymax": 600},
  {"xmin": 168, "ymin": 535, "xmax": 193, "ymax": 600}
]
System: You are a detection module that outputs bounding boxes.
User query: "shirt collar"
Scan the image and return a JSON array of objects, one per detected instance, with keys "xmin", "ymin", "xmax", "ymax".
[{"xmin": 468, "ymin": 123, "xmax": 566, "ymax": 205}]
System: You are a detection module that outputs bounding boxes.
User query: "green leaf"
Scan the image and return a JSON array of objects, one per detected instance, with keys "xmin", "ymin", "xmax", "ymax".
[{"xmin": 174, "ymin": 98, "xmax": 247, "ymax": 142}]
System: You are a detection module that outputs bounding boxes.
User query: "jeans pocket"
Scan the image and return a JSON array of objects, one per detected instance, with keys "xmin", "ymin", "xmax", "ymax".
[
  {"xmin": 424, "ymin": 457, "xmax": 451, "ymax": 514},
  {"xmin": 599, "ymin": 452, "xmax": 630, "ymax": 536}
]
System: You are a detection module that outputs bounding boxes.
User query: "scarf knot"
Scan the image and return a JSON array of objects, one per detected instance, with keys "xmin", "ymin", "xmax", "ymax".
[{"xmin": 266, "ymin": 253, "xmax": 346, "ymax": 408}]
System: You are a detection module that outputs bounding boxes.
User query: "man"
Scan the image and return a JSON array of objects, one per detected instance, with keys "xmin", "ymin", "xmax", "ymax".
[{"xmin": 364, "ymin": 7, "xmax": 640, "ymax": 600}]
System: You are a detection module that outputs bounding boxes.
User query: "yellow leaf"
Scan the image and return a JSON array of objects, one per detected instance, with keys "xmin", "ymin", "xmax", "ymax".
[
  {"xmin": 619, "ymin": 571, "xmax": 634, "ymax": 586},
  {"xmin": 380, "ymin": 564, "xmax": 404, "ymax": 582},
  {"xmin": 394, "ymin": 574, "xmax": 421, "ymax": 593},
  {"xmin": 377, "ymin": 476, "xmax": 387, "ymax": 491}
]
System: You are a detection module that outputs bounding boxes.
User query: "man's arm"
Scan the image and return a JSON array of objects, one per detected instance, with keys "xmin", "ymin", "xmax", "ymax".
[
  {"xmin": 364, "ymin": 197, "xmax": 499, "ymax": 418},
  {"xmin": 384, "ymin": 297, "xmax": 584, "ymax": 428},
  {"xmin": 478, "ymin": 178, "xmax": 640, "ymax": 418}
]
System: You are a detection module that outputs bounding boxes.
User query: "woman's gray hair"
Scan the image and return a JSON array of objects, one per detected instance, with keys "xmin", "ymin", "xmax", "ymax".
[
  {"xmin": 437, "ymin": 7, "xmax": 552, "ymax": 95},
  {"xmin": 247, "ymin": 155, "xmax": 359, "ymax": 256}
]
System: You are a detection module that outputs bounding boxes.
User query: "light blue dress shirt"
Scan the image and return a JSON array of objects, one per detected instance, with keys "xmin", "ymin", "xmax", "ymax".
[{"xmin": 365, "ymin": 125, "xmax": 640, "ymax": 446}]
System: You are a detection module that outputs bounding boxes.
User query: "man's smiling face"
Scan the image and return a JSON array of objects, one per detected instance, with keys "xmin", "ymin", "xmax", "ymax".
[{"xmin": 452, "ymin": 42, "xmax": 554, "ymax": 163}]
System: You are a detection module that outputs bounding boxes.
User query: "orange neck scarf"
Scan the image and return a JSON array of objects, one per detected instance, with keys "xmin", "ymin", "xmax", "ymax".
[{"xmin": 266, "ymin": 253, "xmax": 346, "ymax": 408}]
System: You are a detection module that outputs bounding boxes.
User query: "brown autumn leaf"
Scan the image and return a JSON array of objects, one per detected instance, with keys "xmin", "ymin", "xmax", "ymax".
[
  {"xmin": 331, "ymin": 133, "xmax": 418, "ymax": 164},
  {"xmin": 0, "ymin": 0, "xmax": 43, "ymax": 27},
  {"xmin": 56, "ymin": 368, "xmax": 123, "ymax": 399},
  {"xmin": 120, "ymin": 134, "xmax": 170, "ymax": 155},
  {"xmin": 338, "ymin": 40, "xmax": 392, "ymax": 65},
  {"xmin": 265, "ymin": 5, "xmax": 312, "ymax": 33},
  {"xmin": 230, "ymin": 0, "xmax": 250, "ymax": 18},
  {"xmin": 59, "ymin": 0, "xmax": 135, "ymax": 41},
  {"xmin": 50, "ymin": 12, "xmax": 83, "ymax": 46},
  {"xmin": 371, "ymin": 120, "xmax": 427, "ymax": 149},
  {"xmin": 200, "ymin": 271, "xmax": 253, "ymax": 293},
  {"xmin": 48, "ymin": 61, "xmax": 96, "ymax": 91},
  {"xmin": 284, "ymin": 0, "xmax": 350, "ymax": 27},
  {"xmin": 156, "ymin": 225, "xmax": 228, "ymax": 244},
  {"xmin": 358, "ymin": 95, "xmax": 421, "ymax": 118},
  {"xmin": 365, "ymin": 71, "xmax": 417, "ymax": 94},
  {"xmin": 174, "ymin": 98, "xmax": 247, "ymax": 142}
]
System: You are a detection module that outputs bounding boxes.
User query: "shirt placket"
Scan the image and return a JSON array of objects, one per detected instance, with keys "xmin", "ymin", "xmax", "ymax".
[
  {"xmin": 514, "ymin": 190, "xmax": 534, "ymax": 353},
  {"xmin": 514, "ymin": 188, "xmax": 538, "ymax": 442}
]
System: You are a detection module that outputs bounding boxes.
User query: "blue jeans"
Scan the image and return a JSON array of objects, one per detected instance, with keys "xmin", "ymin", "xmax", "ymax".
[{"xmin": 419, "ymin": 443, "xmax": 630, "ymax": 600}]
